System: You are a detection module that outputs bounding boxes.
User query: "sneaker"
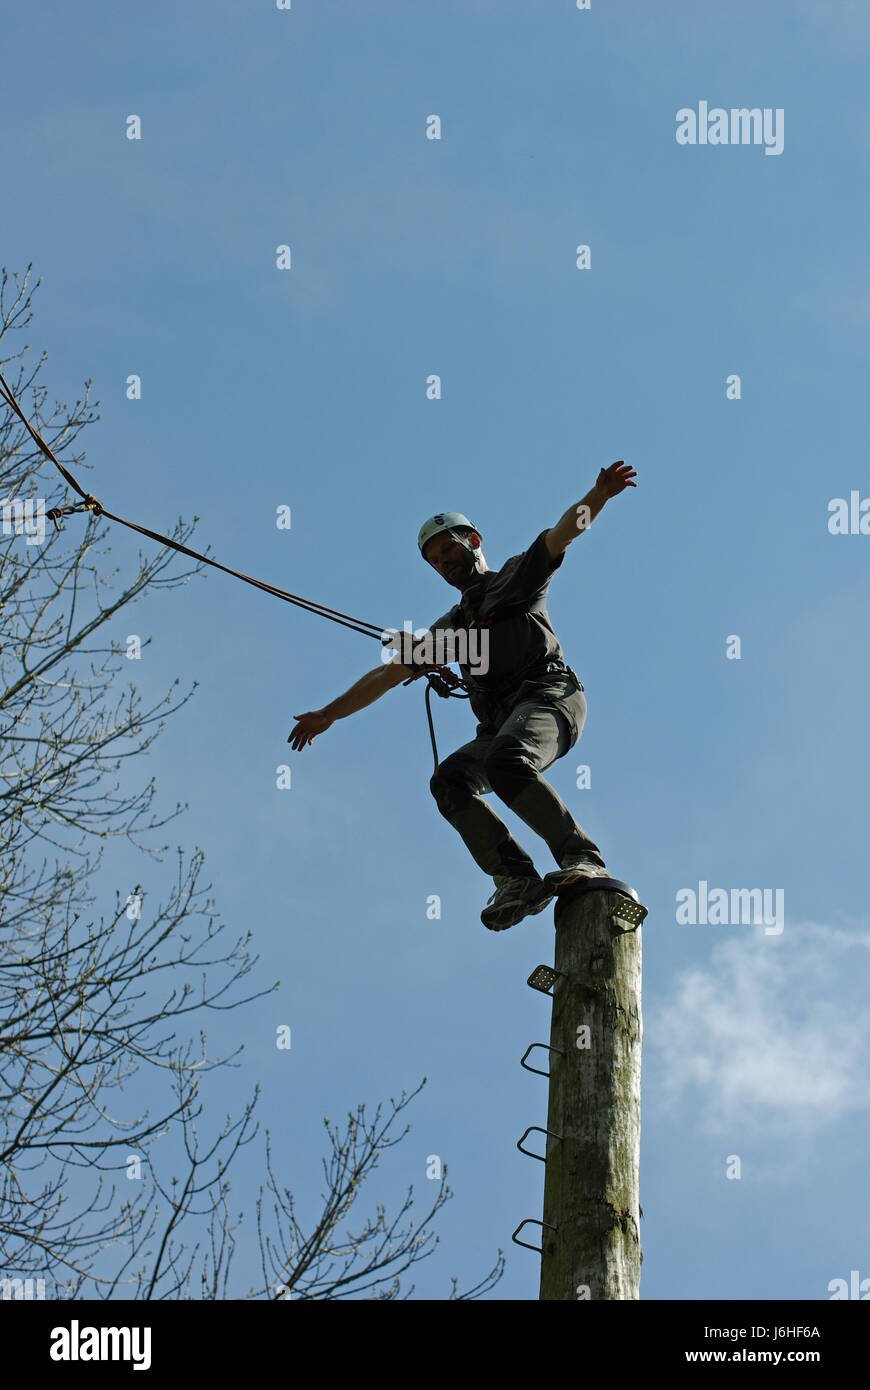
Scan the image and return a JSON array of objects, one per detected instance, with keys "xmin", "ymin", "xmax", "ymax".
[
  {"xmin": 542, "ymin": 855, "xmax": 612, "ymax": 893},
  {"xmin": 481, "ymin": 874, "xmax": 555, "ymax": 931}
]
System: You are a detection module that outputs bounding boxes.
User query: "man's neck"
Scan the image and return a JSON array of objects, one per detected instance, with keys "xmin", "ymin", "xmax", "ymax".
[{"xmin": 459, "ymin": 566, "xmax": 489, "ymax": 596}]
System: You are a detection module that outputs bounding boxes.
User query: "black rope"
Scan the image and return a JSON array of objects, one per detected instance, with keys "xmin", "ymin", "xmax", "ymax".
[
  {"xmin": 0, "ymin": 368, "xmax": 469, "ymax": 753},
  {"xmin": 0, "ymin": 369, "xmax": 391, "ymax": 640},
  {"xmin": 419, "ymin": 669, "xmax": 470, "ymax": 772}
]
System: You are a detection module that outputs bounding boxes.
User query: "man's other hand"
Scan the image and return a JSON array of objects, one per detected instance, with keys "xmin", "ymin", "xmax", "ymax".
[
  {"xmin": 288, "ymin": 710, "xmax": 334, "ymax": 749},
  {"xmin": 596, "ymin": 460, "xmax": 637, "ymax": 497}
]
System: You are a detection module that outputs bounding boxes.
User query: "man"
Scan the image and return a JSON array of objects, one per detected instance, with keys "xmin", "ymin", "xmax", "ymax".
[{"xmin": 289, "ymin": 460, "xmax": 637, "ymax": 930}]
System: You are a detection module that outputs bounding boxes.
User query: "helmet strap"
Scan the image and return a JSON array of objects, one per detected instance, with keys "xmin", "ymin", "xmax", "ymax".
[{"xmin": 450, "ymin": 530, "xmax": 485, "ymax": 579}]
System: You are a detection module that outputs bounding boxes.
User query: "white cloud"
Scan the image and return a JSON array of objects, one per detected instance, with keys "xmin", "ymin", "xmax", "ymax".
[{"xmin": 648, "ymin": 921, "xmax": 870, "ymax": 1140}]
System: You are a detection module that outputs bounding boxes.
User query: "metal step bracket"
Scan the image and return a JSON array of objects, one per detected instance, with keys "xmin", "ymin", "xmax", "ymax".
[
  {"xmin": 520, "ymin": 1041, "xmax": 565, "ymax": 1078},
  {"xmin": 511, "ymin": 1218, "xmax": 556, "ymax": 1254},
  {"xmin": 527, "ymin": 963, "xmax": 565, "ymax": 995},
  {"xmin": 612, "ymin": 896, "xmax": 647, "ymax": 933},
  {"xmin": 516, "ymin": 1124, "xmax": 562, "ymax": 1162}
]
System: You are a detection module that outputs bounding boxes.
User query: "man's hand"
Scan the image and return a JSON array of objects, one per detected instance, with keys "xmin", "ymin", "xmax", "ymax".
[
  {"xmin": 288, "ymin": 709, "xmax": 334, "ymax": 750},
  {"xmin": 596, "ymin": 460, "xmax": 637, "ymax": 498},
  {"xmin": 545, "ymin": 460, "xmax": 638, "ymax": 558}
]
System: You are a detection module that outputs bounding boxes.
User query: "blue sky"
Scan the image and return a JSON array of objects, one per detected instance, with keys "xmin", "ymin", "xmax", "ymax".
[{"xmin": 2, "ymin": 0, "xmax": 869, "ymax": 1299}]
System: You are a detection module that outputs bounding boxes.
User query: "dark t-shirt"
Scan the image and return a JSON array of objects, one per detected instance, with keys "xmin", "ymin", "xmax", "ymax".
[{"xmin": 416, "ymin": 529, "xmax": 569, "ymax": 722}]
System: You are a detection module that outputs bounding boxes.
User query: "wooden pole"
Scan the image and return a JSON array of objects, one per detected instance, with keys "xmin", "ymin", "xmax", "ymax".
[{"xmin": 538, "ymin": 884, "xmax": 643, "ymax": 1300}]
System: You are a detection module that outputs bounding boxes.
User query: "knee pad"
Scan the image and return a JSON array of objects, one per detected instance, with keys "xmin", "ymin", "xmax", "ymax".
[
  {"xmin": 429, "ymin": 769, "xmax": 476, "ymax": 818},
  {"xmin": 481, "ymin": 736, "xmax": 533, "ymax": 803}
]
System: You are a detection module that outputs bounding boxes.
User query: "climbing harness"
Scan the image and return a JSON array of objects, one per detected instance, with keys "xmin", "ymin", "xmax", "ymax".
[{"xmin": 0, "ymin": 369, "xmax": 468, "ymax": 766}]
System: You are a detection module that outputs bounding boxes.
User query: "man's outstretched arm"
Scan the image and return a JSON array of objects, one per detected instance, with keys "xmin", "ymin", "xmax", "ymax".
[
  {"xmin": 545, "ymin": 459, "xmax": 637, "ymax": 560},
  {"xmin": 288, "ymin": 660, "xmax": 413, "ymax": 749}
]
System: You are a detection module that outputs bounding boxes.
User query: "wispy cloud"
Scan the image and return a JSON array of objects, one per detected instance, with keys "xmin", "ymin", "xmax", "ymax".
[{"xmin": 648, "ymin": 921, "xmax": 870, "ymax": 1140}]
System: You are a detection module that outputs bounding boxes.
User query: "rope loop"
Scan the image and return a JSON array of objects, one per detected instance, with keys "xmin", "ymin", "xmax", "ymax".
[{"xmin": 46, "ymin": 498, "xmax": 99, "ymax": 530}]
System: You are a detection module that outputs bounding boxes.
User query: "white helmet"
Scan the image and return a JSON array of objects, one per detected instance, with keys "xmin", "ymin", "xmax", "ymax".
[{"xmin": 417, "ymin": 512, "xmax": 481, "ymax": 559}]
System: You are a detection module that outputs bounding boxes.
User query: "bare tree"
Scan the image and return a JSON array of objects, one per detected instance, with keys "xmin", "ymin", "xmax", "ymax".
[
  {"xmin": 257, "ymin": 1081, "xmax": 503, "ymax": 1301},
  {"xmin": 0, "ymin": 266, "xmax": 503, "ymax": 1300}
]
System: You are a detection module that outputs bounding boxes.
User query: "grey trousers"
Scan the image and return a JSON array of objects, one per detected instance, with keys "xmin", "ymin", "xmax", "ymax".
[{"xmin": 429, "ymin": 672, "xmax": 605, "ymax": 880}]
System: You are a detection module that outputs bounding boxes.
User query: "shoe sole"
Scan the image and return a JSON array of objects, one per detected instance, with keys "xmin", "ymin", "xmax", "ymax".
[
  {"xmin": 482, "ymin": 882, "xmax": 556, "ymax": 931},
  {"xmin": 543, "ymin": 866, "xmax": 611, "ymax": 892}
]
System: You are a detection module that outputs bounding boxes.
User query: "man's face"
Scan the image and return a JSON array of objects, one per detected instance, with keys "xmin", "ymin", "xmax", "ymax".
[{"xmin": 423, "ymin": 531, "xmax": 480, "ymax": 587}]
